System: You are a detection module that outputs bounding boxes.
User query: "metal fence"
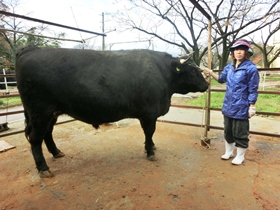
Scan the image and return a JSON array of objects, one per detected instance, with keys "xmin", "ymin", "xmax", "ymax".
[
  {"xmin": 1, "ymin": 68, "xmax": 280, "ymax": 139},
  {"xmin": 160, "ymin": 68, "xmax": 280, "ymax": 139}
]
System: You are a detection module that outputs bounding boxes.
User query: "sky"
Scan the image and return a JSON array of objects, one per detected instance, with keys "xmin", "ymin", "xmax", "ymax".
[
  {"xmin": 12, "ymin": 0, "xmax": 182, "ymax": 55},
  {"xmin": 8, "ymin": 0, "xmax": 278, "ymax": 57}
]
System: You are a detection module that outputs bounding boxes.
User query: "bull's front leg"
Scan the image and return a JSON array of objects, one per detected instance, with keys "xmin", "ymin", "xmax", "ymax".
[{"xmin": 140, "ymin": 118, "xmax": 157, "ymax": 161}]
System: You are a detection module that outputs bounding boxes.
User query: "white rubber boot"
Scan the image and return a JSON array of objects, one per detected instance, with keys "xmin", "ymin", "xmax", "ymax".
[
  {"xmin": 231, "ymin": 147, "xmax": 246, "ymax": 165},
  {"xmin": 221, "ymin": 141, "xmax": 235, "ymax": 160}
]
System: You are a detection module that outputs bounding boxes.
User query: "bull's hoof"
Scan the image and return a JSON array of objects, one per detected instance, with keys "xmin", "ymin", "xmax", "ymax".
[
  {"xmin": 147, "ymin": 155, "xmax": 157, "ymax": 161},
  {"xmin": 54, "ymin": 151, "xmax": 65, "ymax": 158},
  {"xmin": 39, "ymin": 170, "xmax": 54, "ymax": 178},
  {"xmin": 144, "ymin": 146, "xmax": 157, "ymax": 153}
]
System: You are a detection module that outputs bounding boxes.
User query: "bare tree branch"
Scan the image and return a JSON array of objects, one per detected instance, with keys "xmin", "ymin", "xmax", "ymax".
[{"xmin": 113, "ymin": 0, "xmax": 280, "ymax": 68}]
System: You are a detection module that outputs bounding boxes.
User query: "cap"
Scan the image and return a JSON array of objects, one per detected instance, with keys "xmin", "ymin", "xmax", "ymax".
[{"xmin": 230, "ymin": 40, "xmax": 250, "ymax": 51}]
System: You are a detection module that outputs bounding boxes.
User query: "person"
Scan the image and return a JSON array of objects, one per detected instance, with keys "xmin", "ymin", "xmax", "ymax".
[{"xmin": 203, "ymin": 39, "xmax": 260, "ymax": 165}]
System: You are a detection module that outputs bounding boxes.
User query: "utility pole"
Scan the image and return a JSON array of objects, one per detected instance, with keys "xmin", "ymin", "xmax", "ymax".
[{"xmin": 102, "ymin": 12, "xmax": 105, "ymax": 51}]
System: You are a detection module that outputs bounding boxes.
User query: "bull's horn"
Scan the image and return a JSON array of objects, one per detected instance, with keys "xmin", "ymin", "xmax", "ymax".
[
  {"xmin": 180, "ymin": 59, "xmax": 187, "ymax": 64},
  {"xmin": 179, "ymin": 52, "xmax": 194, "ymax": 59},
  {"xmin": 179, "ymin": 52, "xmax": 194, "ymax": 64}
]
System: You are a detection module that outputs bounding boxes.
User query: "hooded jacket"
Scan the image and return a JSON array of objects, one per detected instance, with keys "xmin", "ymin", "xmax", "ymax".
[{"xmin": 218, "ymin": 59, "xmax": 259, "ymax": 120}]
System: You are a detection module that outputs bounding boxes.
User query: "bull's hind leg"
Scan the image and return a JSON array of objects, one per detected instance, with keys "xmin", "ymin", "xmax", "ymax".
[
  {"xmin": 26, "ymin": 114, "xmax": 55, "ymax": 178},
  {"xmin": 140, "ymin": 118, "xmax": 157, "ymax": 161},
  {"xmin": 44, "ymin": 117, "xmax": 65, "ymax": 158}
]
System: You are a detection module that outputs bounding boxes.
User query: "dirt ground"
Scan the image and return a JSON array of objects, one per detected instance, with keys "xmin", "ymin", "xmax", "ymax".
[{"xmin": 1, "ymin": 115, "xmax": 280, "ymax": 210}]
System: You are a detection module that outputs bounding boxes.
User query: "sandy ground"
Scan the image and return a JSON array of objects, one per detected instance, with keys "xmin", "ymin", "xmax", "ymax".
[{"xmin": 0, "ymin": 115, "xmax": 280, "ymax": 210}]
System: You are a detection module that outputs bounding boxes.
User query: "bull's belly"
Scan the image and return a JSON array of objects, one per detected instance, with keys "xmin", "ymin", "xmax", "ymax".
[
  {"xmin": 68, "ymin": 113, "xmax": 129, "ymax": 125},
  {"xmin": 65, "ymin": 107, "xmax": 137, "ymax": 125},
  {"xmin": 62, "ymin": 102, "xmax": 168, "ymax": 126}
]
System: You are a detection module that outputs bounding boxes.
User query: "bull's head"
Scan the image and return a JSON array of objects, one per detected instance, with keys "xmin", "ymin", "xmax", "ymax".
[{"xmin": 170, "ymin": 53, "xmax": 208, "ymax": 94}]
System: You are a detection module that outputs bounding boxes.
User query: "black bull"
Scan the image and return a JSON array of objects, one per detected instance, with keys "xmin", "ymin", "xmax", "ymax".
[{"xmin": 16, "ymin": 46, "xmax": 208, "ymax": 178}]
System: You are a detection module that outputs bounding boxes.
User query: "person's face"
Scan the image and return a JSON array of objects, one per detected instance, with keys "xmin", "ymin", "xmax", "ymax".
[{"xmin": 233, "ymin": 46, "xmax": 247, "ymax": 61}]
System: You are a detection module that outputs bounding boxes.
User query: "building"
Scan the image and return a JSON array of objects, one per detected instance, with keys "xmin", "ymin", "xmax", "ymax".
[{"xmin": 272, "ymin": 30, "xmax": 280, "ymax": 67}]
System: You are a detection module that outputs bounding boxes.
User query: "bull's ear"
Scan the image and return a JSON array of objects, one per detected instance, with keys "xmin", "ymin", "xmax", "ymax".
[{"xmin": 170, "ymin": 60, "xmax": 181, "ymax": 72}]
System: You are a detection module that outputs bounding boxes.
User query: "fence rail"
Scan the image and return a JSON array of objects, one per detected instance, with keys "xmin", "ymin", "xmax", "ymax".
[{"xmin": 1, "ymin": 68, "xmax": 280, "ymax": 138}]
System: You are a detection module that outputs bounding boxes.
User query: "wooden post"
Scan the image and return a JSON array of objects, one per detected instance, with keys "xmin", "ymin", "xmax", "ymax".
[{"xmin": 201, "ymin": 19, "xmax": 212, "ymax": 147}]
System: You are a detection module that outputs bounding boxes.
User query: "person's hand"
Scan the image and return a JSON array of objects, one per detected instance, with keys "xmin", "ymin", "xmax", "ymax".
[
  {"xmin": 248, "ymin": 107, "xmax": 256, "ymax": 118},
  {"xmin": 203, "ymin": 68, "xmax": 212, "ymax": 75}
]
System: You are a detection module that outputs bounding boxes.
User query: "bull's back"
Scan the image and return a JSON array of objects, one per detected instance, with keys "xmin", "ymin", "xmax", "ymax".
[
  {"xmin": 16, "ymin": 46, "xmax": 172, "ymax": 123},
  {"xmin": 17, "ymin": 46, "xmax": 169, "ymax": 85}
]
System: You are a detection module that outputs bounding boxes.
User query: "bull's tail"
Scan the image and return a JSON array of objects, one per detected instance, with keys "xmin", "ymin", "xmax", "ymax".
[{"xmin": 24, "ymin": 110, "xmax": 32, "ymax": 142}]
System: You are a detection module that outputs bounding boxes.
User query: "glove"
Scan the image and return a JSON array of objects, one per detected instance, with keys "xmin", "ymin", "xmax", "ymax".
[
  {"xmin": 203, "ymin": 68, "xmax": 212, "ymax": 75},
  {"xmin": 248, "ymin": 107, "xmax": 256, "ymax": 118}
]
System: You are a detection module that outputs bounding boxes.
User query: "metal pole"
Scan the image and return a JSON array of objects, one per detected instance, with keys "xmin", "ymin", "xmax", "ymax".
[
  {"xmin": 0, "ymin": 10, "xmax": 106, "ymax": 37},
  {"xmin": 2, "ymin": 69, "xmax": 8, "ymax": 92},
  {"xmin": 201, "ymin": 19, "xmax": 212, "ymax": 147}
]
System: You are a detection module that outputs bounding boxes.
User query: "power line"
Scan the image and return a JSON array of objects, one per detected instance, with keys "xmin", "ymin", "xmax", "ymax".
[{"xmin": 70, "ymin": 6, "xmax": 84, "ymax": 41}]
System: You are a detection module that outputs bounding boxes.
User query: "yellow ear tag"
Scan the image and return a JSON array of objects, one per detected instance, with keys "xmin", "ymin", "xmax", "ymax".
[{"xmin": 176, "ymin": 67, "xmax": 180, "ymax": 71}]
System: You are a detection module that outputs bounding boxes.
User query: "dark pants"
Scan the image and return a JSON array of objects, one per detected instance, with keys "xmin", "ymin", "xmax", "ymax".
[{"xmin": 223, "ymin": 116, "xmax": 250, "ymax": 148}]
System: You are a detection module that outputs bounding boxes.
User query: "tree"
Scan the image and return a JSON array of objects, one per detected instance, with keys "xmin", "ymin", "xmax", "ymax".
[
  {"xmin": 113, "ymin": 0, "xmax": 280, "ymax": 68},
  {"xmin": 0, "ymin": 0, "xmax": 63, "ymax": 70},
  {"xmin": 201, "ymin": 0, "xmax": 280, "ymax": 69},
  {"xmin": 23, "ymin": 26, "xmax": 64, "ymax": 48},
  {"xmin": 113, "ymin": 0, "xmax": 209, "ymax": 65},
  {"xmin": 250, "ymin": 22, "xmax": 280, "ymax": 67}
]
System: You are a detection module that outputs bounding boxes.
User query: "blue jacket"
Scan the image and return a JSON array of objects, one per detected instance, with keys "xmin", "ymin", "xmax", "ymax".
[{"xmin": 218, "ymin": 59, "xmax": 259, "ymax": 120}]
